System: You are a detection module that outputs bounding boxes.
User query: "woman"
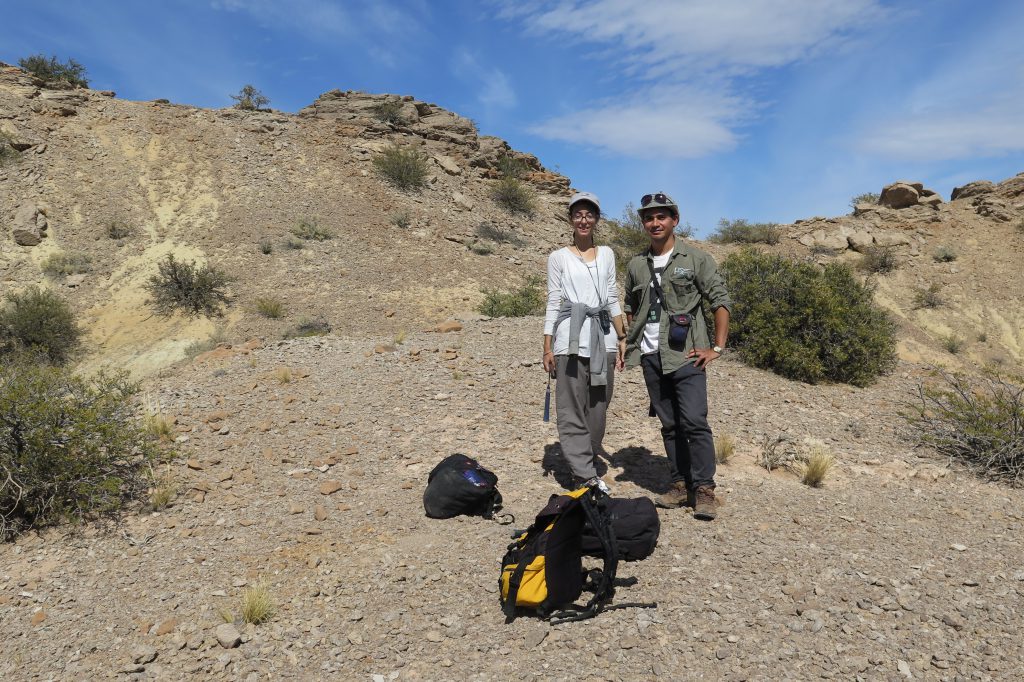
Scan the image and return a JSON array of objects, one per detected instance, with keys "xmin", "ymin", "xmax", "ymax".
[{"xmin": 542, "ymin": 191, "xmax": 627, "ymax": 492}]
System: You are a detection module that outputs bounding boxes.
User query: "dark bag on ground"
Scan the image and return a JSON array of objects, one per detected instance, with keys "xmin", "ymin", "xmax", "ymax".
[
  {"xmin": 581, "ymin": 496, "xmax": 660, "ymax": 562},
  {"xmin": 423, "ymin": 454, "xmax": 502, "ymax": 520}
]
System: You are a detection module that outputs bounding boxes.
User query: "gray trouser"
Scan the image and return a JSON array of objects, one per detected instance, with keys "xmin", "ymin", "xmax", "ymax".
[
  {"xmin": 641, "ymin": 353, "xmax": 716, "ymax": 490},
  {"xmin": 555, "ymin": 353, "xmax": 616, "ymax": 480}
]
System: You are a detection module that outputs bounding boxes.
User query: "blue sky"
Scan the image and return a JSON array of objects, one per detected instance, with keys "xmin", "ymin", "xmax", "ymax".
[{"xmin": 3, "ymin": 0, "xmax": 1024, "ymax": 236}]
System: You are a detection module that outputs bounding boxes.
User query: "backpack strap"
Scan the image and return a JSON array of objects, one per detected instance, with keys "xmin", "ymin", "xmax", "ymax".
[
  {"xmin": 502, "ymin": 536, "xmax": 539, "ymax": 622},
  {"xmin": 548, "ymin": 490, "xmax": 618, "ymax": 624}
]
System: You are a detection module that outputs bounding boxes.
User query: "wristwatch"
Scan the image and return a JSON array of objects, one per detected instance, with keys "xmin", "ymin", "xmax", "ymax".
[{"xmin": 712, "ymin": 345, "xmax": 724, "ymax": 354}]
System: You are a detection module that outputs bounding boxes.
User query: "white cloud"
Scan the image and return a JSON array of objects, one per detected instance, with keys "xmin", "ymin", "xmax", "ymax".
[{"xmin": 453, "ymin": 50, "xmax": 517, "ymax": 110}]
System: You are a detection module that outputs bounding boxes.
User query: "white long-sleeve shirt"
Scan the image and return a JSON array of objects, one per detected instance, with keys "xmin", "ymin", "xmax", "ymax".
[{"xmin": 544, "ymin": 246, "xmax": 622, "ymax": 357}]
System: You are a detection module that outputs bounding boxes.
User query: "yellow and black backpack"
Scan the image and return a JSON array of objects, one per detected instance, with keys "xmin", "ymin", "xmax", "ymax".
[{"xmin": 499, "ymin": 486, "xmax": 618, "ymax": 623}]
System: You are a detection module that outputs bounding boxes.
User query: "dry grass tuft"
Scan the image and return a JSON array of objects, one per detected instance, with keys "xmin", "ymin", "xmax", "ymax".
[
  {"xmin": 254, "ymin": 297, "xmax": 284, "ymax": 319},
  {"xmin": 241, "ymin": 581, "xmax": 275, "ymax": 624},
  {"xmin": 274, "ymin": 366, "xmax": 292, "ymax": 384},
  {"xmin": 148, "ymin": 467, "xmax": 178, "ymax": 510},
  {"xmin": 715, "ymin": 434, "xmax": 735, "ymax": 464},
  {"xmin": 800, "ymin": 447, "xmax": 835, "ymax": 487},
  {"xmin": 142, "ymin": 397, "xmax": 174, "ymax": 440},
  {"xmin": 394, "ymin": 329, "xmax": 407, "ymax": 345}
]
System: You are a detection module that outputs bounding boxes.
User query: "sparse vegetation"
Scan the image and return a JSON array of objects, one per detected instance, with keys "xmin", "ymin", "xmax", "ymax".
[
  {"xmin": 496, "ymin": 154, "xmax": 530, "ymax": 179},
  {"xmin": 850, "ymin": 192, "xmax": 880, "ymax": 210},
  {"xmin": 978, "ymin": 331, "xmax": 988, "ymax": 343},
  {"xmin": 394, "ymin": 329, "xmax": 407, "ymax": 345},
  {"xmin": 145, "ymin": 254, "xmax": 233, "ymax": 317},
  {"xmin": 390, "ymin": 210, "xmax": 412, "ymax": 229},
  {"xmin": 476, "ymin": 222, "xmax": 523, "ymax": 245},
  {"xmin": 230, "ymin": 84, "xmax": 270, "ymax": 111},
  {"xmin": 715, "ymin": 434, "xmax": 735, "ymax": 465},
  {"xmin": 41, "ymin": 251, "xmax": 92, "ymax": 278},
  {"xmin": 274, "ymin": 367, "xmax": 292, "ymax": 384},
  {"xmin": 478, "ymin": 275, "xmax": 545, "ymax": 318},
  {"xmin": 710, "ymin": 219, "xmax": 781, "ymax": 245},
  {"xmin": 933, "ymin": 246, "xmax": 957, "ymax": 262},
  {"xmin": 905, "ymin": 370, "xmax": 1024, "ymax": 486},
  {"xmin": 942, "ymin": 334, "xmax": 963, "ymax": 354},
  {"xmin": 259, "ymin": 239, "xmax": 273, "ymax": 254},
  {"xmin": 470, "ymin": 241, "xmax": 494, "ymax": 256},
  {"xmin": 720, "ymin": 249, "xmax": 897, "ymax": 386},
  {"xmin": 0, "ymin": 359, "xmax": 161, "ymax": 540},
  {"xmin": 143, "ymin": 398, "xmax": 174, "ymax": 441},
  {"xmin": 284, "ymin": 318, "xmax": 331, "ymax": 339},
  {"xmin": 0, "ymin": 287, "xmax": 82, "ymax": 365},
  {"xmin": 106, "ymin": 220, "xmax": 133, "ymax": 240},
  {"xmin": 283, "ymin": 235, "xmax": 304, "ymax": 250},
  {"xmin": 183, "ymin": 327, "xmax": 229, "ymax": 359},
  {"xmin": 241, "ymin": 580, "xmax": 276, "ymax": 624},
  {"xmin": 913, "ymin": 282, "xmax": 944, "ymax": 309},
  {"xmin": 148, "ymin": 467, "xmax": 178, "ymax": 511},
  {"xmin": 290, "ymin": 219, "xmax": 332, "ymax": 241},
  {"xmin": 254, "ymin": 297, "xmax": 284, "ymax": 319},
  {"xmin": 758, "ymin": 435, "xmax": 789, "ymax": 472},
  {"xmin": 491, "ymin": 177, "xmax": 536, "ymax": 215},
  {"xmin": 372, "ymin": 100, "xmax": 407, "ymax": 125},
  {"xmin": 800, "ymin": 446, "xmax": 835, "ymax": 487},
  {"xmin": 18, "ymin": 54, "xmax": 89, "ymax": 87},
  {"xmin": 373, "ymin": 144, "xmax": 430, "ymax": 190},
  {"xmin": 859, "ymin": 246, "xmax": 898, "ymax": 274}
]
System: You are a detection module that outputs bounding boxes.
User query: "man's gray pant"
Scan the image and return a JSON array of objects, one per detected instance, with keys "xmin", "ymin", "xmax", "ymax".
[
  {"xmin": 555, "ymin": 353, "xmax": 616, "ymax": 481},
  {"xmin": 641, "ymin": 353, "xmax": 716, "ymax": 490}
]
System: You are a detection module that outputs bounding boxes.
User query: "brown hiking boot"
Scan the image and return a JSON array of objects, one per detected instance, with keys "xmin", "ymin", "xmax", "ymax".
[
  {"xmin": 693, "ymin": 486, "xmax": 717, "ymax": 521},
  {"xmin": 655, "ymin": 482, "xmax": 693, "ymax": 509}
]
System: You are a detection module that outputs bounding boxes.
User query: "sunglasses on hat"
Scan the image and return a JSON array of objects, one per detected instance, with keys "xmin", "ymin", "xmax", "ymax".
[{"xmin": 640, "ymin": 192, "xmax": 671, "ymax": 207}]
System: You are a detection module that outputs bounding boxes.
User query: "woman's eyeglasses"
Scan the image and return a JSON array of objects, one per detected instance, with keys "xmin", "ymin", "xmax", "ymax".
[{"xmin": 571, "ymin": 211, "xmax": 597, "ymax": 221}]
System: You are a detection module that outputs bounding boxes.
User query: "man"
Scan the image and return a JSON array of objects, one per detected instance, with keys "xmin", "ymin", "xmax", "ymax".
[{"xmin": 623, "ymin": 192, "xmax": 731, "ymax": 520}]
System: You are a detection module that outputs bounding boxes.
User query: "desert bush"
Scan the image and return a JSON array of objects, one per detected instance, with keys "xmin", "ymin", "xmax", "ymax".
[
  {"xmin": 230, "ymin": 84, "xmax": 270, "ymax": 111},
  {"xmin": 106, "ymin": 220, "xmax": 132, "ymax": 240},
  {"xmin": 0, "ymin": 287, "xmax": 81, "ymax": 364},
  {"xmin": 711, "ymin": 219, "xmax": 781, "ymax": 245},
  {"xmin": 933, "ymin": 246, "xmax": 957, "ymax": 262},
  {"xmin": 913, "ymin": 282, "xmax": 943, "ymax": 309},
  {"xmin": 41, "ymin": 251, "xmax": 92, "ymax": 277},
  {"xmin": 18, "ymin": 54, "xmax": 88, "ymax": 87},
  {"xmin": 146, "ymin": 254, "xmax": 233, "ymax": 317},
  {"xmin": 0, "ymin": 131, "xmax": 20, "ymax": 166},
  {"xmin": 372, "ymin": 100, "xmax": 407, "ymax": 125},
  {"xmin": 290, "ymin": 219, "xmax": 332, "ymax": 241},
  {"xmin": 373, "ymin": 145, "xmax": 429, "ymax": 190},
  {"xmin": 284, "ymin": 318, "xmax": 331, "ymax": 339},
  {"xmin": 477, "ymin": 221, "xmax": 523, "ymax": 245},
  {"xmin": 470, "ymin": 241, "xmax": 494, "ymax": 256},
  {"xmin": 478, "ymin": 275, "xmax": 545, "ymax": 318},
  {"xmin": 715, "ymin": 434, "xmax": 735, "ymax": 465},
  {"xmin": 720, "ymin": 248, "xmax": 897, "ymax": 386},
  {"xmin": 283, "ymin": 235, "xmax": 304, "ymax": 250},
  {"xmin": 241, "ymin": 580, "xmax": 275, "ymax": 624},
  {"xmin": 491, "ymin": 177, "xmax": 536, "ymax": 215},
  {"xmin": 849, "ymin": 192, "xmax": 880, "ymax": 210},
  {"xmin": 905, "ymin": 370, "xmax": 1024, "ymax": 486},
  {"xmin": 978, "ymin": 331, "xmax": 988, "ymax": 343},
  {"xmin": 497, "ymin": 154, "xmax": 530, "ymax": 179},
  {"xmin": 859, "ymin": 246, "xmax": 898, "ymax": 274},
  {"xmin": 259, "ymin": 239, "xmax": 273, "ymax": 254},
  {"xmin": 0, "ymin": 359, "xmax": 161, "ymax": 539},
  {"xmin": 183, "ymin": 327, "xmax": 228, "ymax": 359},
  {"xmin": 390, "ymin": 210, "xmax": 412, "ymax": 229},
  {"xmin": 942, "ymin": 334, "xmax": 963, "ymax": 354},
  {"xmin": 254, "ymin": 297, "xmax": 284, "ymax": 319},
  {"xmin": 800, "ymin": 446, "xmax": 835, "ymax": 487},
  {"xmin": 758, "ymin": 435, "xmax": 789, "ymax": 472}
]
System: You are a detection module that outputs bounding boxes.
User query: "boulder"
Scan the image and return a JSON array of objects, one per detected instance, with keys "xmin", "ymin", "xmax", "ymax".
[
  {"xmin": 452, "ymin": 192, "xmax": 475, "ymax": 211},
  {"xmin": 873, "ymin": 231, "xmax": 912, "ymax": 247},
  {"xmin": 11, "ymin": 203, "xmax": 48, "ymax": 246},
  {"xmin": 918, "ymin": 194, "xmax": 942, "ymax": 208},
  {"xmin": 847, "ymin": 231, "xmax": 875, "ymax": 252},
  {"xmin": 880, "ymin": 182, "xmax": 920, "ymax": 209},
  {"xmin": 975, "ymin": 196, "xmax": 1015, "ymax": 222},
  {"xmin": 433, "ymin": 155, "xmax": 462, "ymax": 176},
  {"xmin": 950, "ymin": 180, "xmax": 994, "ymax": 201}
]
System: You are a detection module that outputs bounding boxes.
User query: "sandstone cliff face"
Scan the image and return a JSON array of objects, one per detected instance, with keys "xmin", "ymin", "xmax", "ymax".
[{"xmin": 0, "ymin": 64, "xmax": 572, "ymax": 376}]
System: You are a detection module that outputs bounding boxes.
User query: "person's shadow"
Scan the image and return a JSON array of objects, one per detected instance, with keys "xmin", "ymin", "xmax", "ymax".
[{"xmin": 541, "ymin": 443, "xmax": 672, "ymax": 496}]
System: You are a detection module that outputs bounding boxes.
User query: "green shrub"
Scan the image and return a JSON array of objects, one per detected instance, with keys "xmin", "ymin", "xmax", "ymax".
[
  {"xmin": 0, "ymin": 131, "xmax": 20, "ymax": 166},
  {"xmin": 933, "ymin": 246, "xmax": 957, "ymax": 262},
  {"xmin": 476, "ymin": 222, "xmax": 523, "ymax": 246},
  {"xmin": 942, "ymin": 334, "xmax": 963, "ymax": 354},
  {"xmin": 492, "ymin": 177, "xmax": 536, "ymax": 215},
  {"xmin": 145, "ymin": 254, "xmax": 233, "ymax": 317},
  {"xmin": 106, "ymin": 220, "xmax": 132, "ymax": 240},
  {"xmin": 850, "ymin": 192, "xmax": 880, "ymax": 210},
  {"xmin": 283, "ymin": 235, "xmax": 304, "ymax": 250},
  {"xmin": 290, "ymin": 219, "xmax": 332, "ymax": 241},
  {"xmin": 284, "ymin": 318, "xmax": 331, "ymax": 339},
  {"xmin": 859, "ymin": 246, "xmax": 898, "ymax": 274},
  {"xmin": 254, "ymin": 297, "xmax": 284, "ymax": 319},
  {"xmin": 18, "ymin": 54, "xmax": 89, "ymax": 87},
  {"xmin": 259, "ymin": 239, "xmax": 273, "ymax": 254},
  {"xmin": 41, "ymin": 251, "xmax": 92, "ymax": 277},
  {"xmin": 478, "ymin": 275, "xmax": 545, "ymax": 318},
  {"xmin": 913, "ymin": 282, "xmax": 943, "ymax": 309},
  {"xmin": 230, "ymin": 84, "xmax": 270, "ymax": 111},
  {"xmin": 373, "ymin": 145, "xmax": 429, "ymax": 190},
  {"xmin": 0, "ymin": 359, "xmax": 161, "ymax": 540},
  {"xmin": 390, "ymin": 210, "xmax": 412, "ymax": 229},
  {"xmin": 719, "ymin": 248, "xmax": 897, "ymax": 386},
  {"xmin": 497, "ymin": 154, "xmax": 530, "ymax": 179},
  {"xmin": 905, "ymin": 370, "xmax": 1024, "ymax": 486},
  {"xmin": 711, "ymin": 219, "xmax": 781, "ymax": 245},
  {"xmin": 0, "ymin": 287, "xmax": 81, "ymax": 364},
  {"xmin": 372, "ymin": 100, "xmax": 407, "ymax": 125}
]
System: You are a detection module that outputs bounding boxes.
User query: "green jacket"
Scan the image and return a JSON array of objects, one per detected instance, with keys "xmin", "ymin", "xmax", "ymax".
[{"xmin": 623, "ymin": 240, "xmax": 732, "ymax": 373}]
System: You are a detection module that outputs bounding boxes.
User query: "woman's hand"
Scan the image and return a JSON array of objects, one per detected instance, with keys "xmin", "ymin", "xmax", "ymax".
[
  {"xmin": 543, "ymin": 351, "xmax": 557, "ymax": 374},
  {"xmin": 616, "ymin": 339, "xmax": 626, "ymax": 370}
]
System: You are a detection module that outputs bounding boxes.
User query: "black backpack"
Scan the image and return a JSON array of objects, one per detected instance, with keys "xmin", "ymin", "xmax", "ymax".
[
  {"xmin": 423, "ymin": 454, "xmax": 503, "ymax": 520},
  {"xmin": 581, "ymin": 496, "xmax": 660, "ymax": 562}
]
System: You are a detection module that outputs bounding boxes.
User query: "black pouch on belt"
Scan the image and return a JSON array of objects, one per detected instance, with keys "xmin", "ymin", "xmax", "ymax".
[{"xmin": 668, "ymin": 313, "xmax": 691, "ymax": 349}]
